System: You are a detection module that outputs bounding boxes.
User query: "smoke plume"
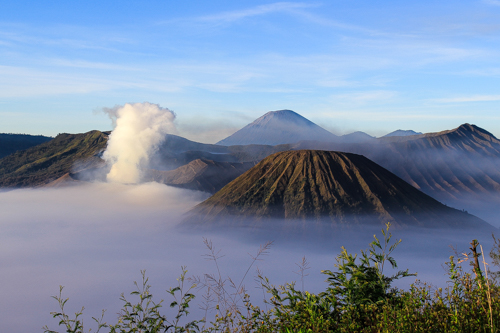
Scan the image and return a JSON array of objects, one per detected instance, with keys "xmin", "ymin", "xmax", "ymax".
[{"xmin": 102, "ymin": 102, "xmax": 176, "ymax": 183}]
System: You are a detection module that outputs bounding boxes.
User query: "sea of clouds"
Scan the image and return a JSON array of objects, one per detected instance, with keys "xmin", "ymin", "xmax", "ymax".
[{"xmin": 0, "ymin": 182, "xmax": 498, "ymax": 332}]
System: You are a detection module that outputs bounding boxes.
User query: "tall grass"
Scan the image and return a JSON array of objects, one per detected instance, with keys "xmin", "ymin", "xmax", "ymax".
[{"xmin": 44, "ymin": 223, "xmax": 500, "ymax": 333}]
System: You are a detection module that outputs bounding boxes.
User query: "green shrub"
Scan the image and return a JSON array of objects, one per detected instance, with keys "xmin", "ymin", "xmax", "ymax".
[{"xmin": 43, "ymin": 268, "xmax": 199, "ymax": 333}]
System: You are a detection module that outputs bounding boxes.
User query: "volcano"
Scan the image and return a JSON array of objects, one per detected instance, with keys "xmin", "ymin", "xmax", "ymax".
[
  {"xmin": 187, "ymin": 150, "xmax": 490, "ymax": 229},
  {"xmin": 216, "ymin": 110, "xmax": 337, "ymax": 146}
]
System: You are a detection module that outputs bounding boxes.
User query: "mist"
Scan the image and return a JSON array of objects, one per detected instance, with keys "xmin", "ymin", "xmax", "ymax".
[
  {"xmin": 292, "ymin": 137, "xmax": 500, "ymax": 227},
  {"xmin": 1, "ymin": 182, "xmax": 499, "ymax": 332}
]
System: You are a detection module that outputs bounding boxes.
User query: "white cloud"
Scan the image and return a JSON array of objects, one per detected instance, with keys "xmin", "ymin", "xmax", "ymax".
[
  {"xmin": 0, "ymin": 65, "xmax": 114, "ymax": 97},
  {"xmin": 434, "ymin": 95, "xmax": 500, "ymax": 103},
  {"xmin": 286, "ymin": 9, "xmax": 386, "ymax": 36},
  {"xmin": 463, "ymin": 68, "xmax": 500, "ymax": 77},
  {"xmin": 0, "ymin": 24, "xmax": 129, "ymax": 54},
  {"xmin": 50, "ymin": 59, "xmax": 139, "ymax": 71},
  {"xmin": 328, "ymin": 90, "xmax": 398, "ymax": 105},
  {"xmin": 316, "ymin": 109, "xmax": 478, "ymax": 121},
  {"xmin": 198, "ymin": 2, "xmax": 317, "ymax": 24},
  {"xmin": 0, "ymin": 65, "xmax": 186, "ymax": 98},
  {"xmin": 484, "ymin": 0, "xmax": 500, "ymax": 6}
]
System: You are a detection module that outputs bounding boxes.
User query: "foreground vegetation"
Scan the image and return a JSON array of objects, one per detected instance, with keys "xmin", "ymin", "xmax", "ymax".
[{"xmin": 45, "ymin": 224, "xmax": 500, "ymax": 332}]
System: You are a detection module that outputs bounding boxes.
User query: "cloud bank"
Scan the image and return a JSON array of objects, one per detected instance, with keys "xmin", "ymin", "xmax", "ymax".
[{"xmin": 0, "ymin": 182, "xmax": 497, "ymax": 332}]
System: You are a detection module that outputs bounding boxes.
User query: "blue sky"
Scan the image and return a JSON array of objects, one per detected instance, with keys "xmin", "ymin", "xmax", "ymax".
[{"xmin": 1, "ymin": 0, "xmax": 500, "ymax": 141}]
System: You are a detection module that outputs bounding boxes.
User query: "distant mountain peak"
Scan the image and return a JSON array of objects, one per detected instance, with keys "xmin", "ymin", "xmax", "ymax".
[
  {"xmin": 260, "ymin": 109, "xmax": 299, "ymax": 117},
  {"xmin": 424, "ymin": 123, "xmax": 499, "ymax": 143},
  {"xmin": 382, "ymin": 129, "xmax": 422, "ymax": 138},
  {"xmin": 216, "ymin": 110, "xmax": 337, "ymax": 146},
  {"xmin": 340, "ymin": 131, "xmax": 375, "ymax": 143},
  {"xmin": 455, "ymin": 123, "xmax": 495, "ymax": 137},
  {"xmin": 254, "ymin": 109, "xmax": 308, "ymax": 122}
]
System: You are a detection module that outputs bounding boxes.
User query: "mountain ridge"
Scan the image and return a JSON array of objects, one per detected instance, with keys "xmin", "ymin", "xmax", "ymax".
[
  {"xmin": 0, "ymin": 130, "xmax": 108, "ymax": 188},
  {"xmin": 0, "ymin": 133, "xmax": 53, "ymax": 159}
]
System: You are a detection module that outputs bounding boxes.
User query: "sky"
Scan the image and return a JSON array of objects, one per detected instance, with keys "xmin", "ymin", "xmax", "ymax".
[{"xmin": 1, "ymin": 0, "xmax": 500, "ymax": 141}]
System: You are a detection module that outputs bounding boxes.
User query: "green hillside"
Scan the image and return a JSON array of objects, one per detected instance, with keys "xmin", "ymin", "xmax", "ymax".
[{"xmin": 0, "ymin": 130, "xmax": 108, "ymax": 188}]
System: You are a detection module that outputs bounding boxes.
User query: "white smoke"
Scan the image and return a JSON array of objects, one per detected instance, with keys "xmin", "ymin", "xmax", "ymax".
[{"xmin": 102, "ymin": 102, "xmax": 176, "ymax": 183}]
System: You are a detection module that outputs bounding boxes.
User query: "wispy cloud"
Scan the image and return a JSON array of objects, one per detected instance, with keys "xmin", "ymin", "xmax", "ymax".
[
  {"xmin": 0, "ymin": 24, "xmax": 136, "ymax": 55},
  {"xmin": 50, "ymin": 59, "xmax": 139, "ymax": 71},
  {"xmin": 351, "ymin": 37, "xmax": 488, "ymax": 64},
  {"xmin": 318, "ymin": 110, "xmax": 479, "ymax": 121},
  {"xmin": 0, "ymin": 65, "xmax": 186, "ymax": 98},
  {"xmin": 317, "ymin": 78, "xmax": 358, "ymax": 88},
  {"xmin": 165, "ymin": 2, "xmax": 396, "ymax": 39},
  {"xmin": 435, "ymin": 95, "xmax": 500, "ymax": 103},
  {"xmin": 463, "ymin": 68, "xmax": 500, "ymax": 77},
  {"xmin": 483, "ymin": 0, "xmax": 500, "ymax": 6},
  {"xmin": 288, "ymin": 9, "xmax": 389, "ymax": 37},
  {"xmin": 328, "ymin": 90, "xmax": 398, "ymax": 105},
  {"xmin": 0, "ymin": 65, "xmax": 114, "ymax": 98},
  {"xmin": 198, "ymin": 2, "xmax": 317, "ymax": 24}
]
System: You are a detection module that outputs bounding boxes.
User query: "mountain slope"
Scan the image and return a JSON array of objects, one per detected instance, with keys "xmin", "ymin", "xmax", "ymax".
[
  {"xmin": 216, "ymin": 110, "xmax": 337, "ymax": 146},
  {"xmin": 0, "ymin": 130, "xmax": 108, "ymax": 188},
  {"xmin": 0, "ymin": 133, "xmax": 53, "ymax": 158},
  {"xmin": 189, "ymin": 150, "xmax": 489, "ymax": 228},
  {"xmin": 145, "ymin": 159, "xmax": 256, "ymax": 193},
  {"xmin": 292, "ymin": 124, "xmax": 500, "ymax": 205},
  {"xmin": 375, "ymin": 124, "xmax": 500, "ymax": 200}
]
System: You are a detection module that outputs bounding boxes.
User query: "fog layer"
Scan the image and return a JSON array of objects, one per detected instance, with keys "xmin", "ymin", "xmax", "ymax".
[{"xmin": 0, "ymin": 183, "xmax": 498, "ymax": 332}]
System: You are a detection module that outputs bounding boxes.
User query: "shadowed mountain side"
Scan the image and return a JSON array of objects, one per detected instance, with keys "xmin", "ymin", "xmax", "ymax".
[
  {"xmin": 158, "ymin": 134, "xmax": 229, "ymax": 154},
  {"xmin": 0, "ymin": 130, "xmax": 108, "ymax": 188},
  {"xmin": 186, "ymin": 150, "xmax": 491, "ymax": 229},
  {"xmin": 0, "ymin": 133, "xmax": 53, "ymax": 159},
  {"xmin": 216, "ymin": 110, "xmax": 338, "ymax": 146},
  {"xmin": 152, "ymin": 135, "xmax": 291, "ymax": 170},
  {"xmin": 375, "ymin": 124, "xmax": 500, "ymax": 199},
  {"xmin": 292, "ymin": 124, "xmax": 500, "ymax": 204},
  {"xmin": 382, "ymin": 129, "xmax": 422, "ymax": 138},
  {"xmin": 145, "ymin": 159, "xmax": 256, "ymax": 193},
  {"xmin": 340, "ymin": 131, "xmax": 375, "ymax": 143}
]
